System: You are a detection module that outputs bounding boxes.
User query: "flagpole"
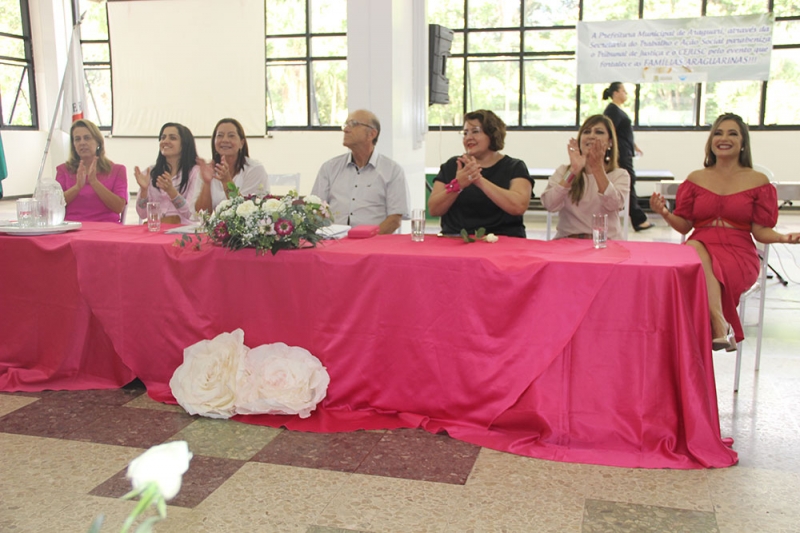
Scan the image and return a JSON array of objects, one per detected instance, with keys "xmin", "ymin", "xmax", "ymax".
[{"xmin": 36, "ymin": 12, "xmax": 86, "ymax": 185}]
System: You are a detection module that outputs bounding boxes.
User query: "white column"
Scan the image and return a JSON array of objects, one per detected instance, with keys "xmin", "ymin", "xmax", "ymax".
[{"xmin": 347, "ymin": 0, "xmax": 427, "ymax": 213}]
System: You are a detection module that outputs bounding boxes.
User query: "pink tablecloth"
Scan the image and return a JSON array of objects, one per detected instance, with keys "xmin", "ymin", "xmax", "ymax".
[{"xmin": 0, "ymin": 223, "xmax": 737, "ymax": 469}]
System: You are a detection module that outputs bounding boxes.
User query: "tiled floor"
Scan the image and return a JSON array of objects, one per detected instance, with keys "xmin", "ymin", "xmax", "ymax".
[{"xmin": 2, "ymin": 199, "xmax": 800, "ymax": 532}]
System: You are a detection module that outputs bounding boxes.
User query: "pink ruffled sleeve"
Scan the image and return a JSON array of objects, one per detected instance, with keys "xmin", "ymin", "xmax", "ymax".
[
  {"xmin": 672, "ymin": 181, "xmax": 696, "ymax": 220},
  {"xmin": 753, "ymin": 184, "xmax": 778, "ymax": 228}
]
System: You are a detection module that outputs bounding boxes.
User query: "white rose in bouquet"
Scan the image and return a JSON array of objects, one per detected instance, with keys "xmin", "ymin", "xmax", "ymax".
[
  {"xmin": 126, "ymin": 441, "xmax": 193, "ymax": 501},
  {"xmin": 169, "ymin": 329, "xmax": 248, "ymax": 419},
  {"xmin": 216, "ymin": 199, "xmax": 232, "ymax": 213},
  {"xmin": 235, "ymin": 342, "xmax": 330, "ymax": 418},
  {"xmin": 261, "ymin": 198, "xmax": 283, "ymax": 215},
  {"xmin": 235, "ymin": 200, "xmax": 258, "ymax": 217},
  {"xmin": 304, "ymin": 194, "xmax": 323, "ymax": 206}
]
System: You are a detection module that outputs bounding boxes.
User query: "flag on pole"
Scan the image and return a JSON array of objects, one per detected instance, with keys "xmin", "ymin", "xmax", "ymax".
[{"xmin": 61, "ymin": 24, "xmax": 87, "ymax": 132}]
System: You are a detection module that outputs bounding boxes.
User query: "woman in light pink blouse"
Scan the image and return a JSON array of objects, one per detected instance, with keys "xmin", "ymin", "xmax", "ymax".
[{"xmin": 56, "ymin": 119, "xmax": 128, "ymax": 223}]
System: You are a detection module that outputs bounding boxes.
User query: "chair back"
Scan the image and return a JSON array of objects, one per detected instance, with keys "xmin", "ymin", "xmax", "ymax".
[{"xmin": 268, "ymin": 173, "xmax": 301, "ymax": 195}]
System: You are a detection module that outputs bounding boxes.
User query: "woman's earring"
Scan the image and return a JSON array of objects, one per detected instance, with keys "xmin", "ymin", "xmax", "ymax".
[
  {"xmin": 605, "ymin": 147, "xmax": 611, "ymax": 162},
  {"xmin": 96, "ymin": 145, "xmax": 101, "ymax": 155}
]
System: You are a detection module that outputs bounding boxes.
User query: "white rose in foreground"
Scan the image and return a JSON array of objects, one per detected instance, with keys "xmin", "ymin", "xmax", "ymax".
[
  {"xmin": 484, "ymin": 233, "xmax": 499, "ymax": 243},
  {"xmin": 216, "ymin": 199, "xmax": 231, "ymax": 213},
  {"xmin": 304, "ymin": 194, "xmax": 323, "ymax": 206},
  {"xmin": 261, "ymin": 198, "xmax": 283, "ymax": 214},
  {"xmin": 170, "ymin": 329, "xmax": 248, "ymax": 419},
  {"xmin": 236, "ymin": 200, "xmax": 258, "ymax": 217},
  {"xmin": 126, "ymin": 441, "xmax": 193, "ymax": 501},
  {"xmin": 235, "ymin": 343, "xmax": 330, "ymax": 418}
]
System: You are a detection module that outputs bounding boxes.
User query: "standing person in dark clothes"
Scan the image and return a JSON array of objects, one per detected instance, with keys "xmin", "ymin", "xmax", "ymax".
[{"xmin": 603, "ymin": 82, "xmax": 653, "ymax": 231}]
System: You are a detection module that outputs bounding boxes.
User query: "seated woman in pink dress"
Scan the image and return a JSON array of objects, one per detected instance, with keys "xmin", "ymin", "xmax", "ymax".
[
  {"xmin": 56, "ymin": 119, "xmax": 128, "ymax": 223},
  {"xmin": 134, "ymin": 123, "xmax": 201, "ymax": 225},
  {"xmin": 650, "ymin": 113, "xmax": 800, "ymax": 351}
]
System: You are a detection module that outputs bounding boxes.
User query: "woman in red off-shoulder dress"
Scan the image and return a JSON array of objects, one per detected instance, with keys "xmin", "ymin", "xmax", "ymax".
[{"xmin": 650, "ymin": 113, "xmax": 800, "ymax": 351}]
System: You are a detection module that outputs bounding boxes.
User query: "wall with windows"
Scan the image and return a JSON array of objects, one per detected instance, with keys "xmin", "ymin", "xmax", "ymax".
[{"xmin": 1, "ymin": 0, "xmax": 798, "ymax": 199}]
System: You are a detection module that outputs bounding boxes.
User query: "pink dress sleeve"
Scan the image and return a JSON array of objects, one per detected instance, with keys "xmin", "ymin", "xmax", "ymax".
[
  {"xmin": 55, "ymin": 164, "xmax": 71, "ymax": 191},
  {"xmin": 109, "ymin": 164, "xmax": 130, "ymax": 205},
  {"xmin": 752, "ymin": 184, "xmax": 778, "ymax": 228},
  {"xmin": 672, "ymin": 181, "xmax": 696, "ymax": 220}
]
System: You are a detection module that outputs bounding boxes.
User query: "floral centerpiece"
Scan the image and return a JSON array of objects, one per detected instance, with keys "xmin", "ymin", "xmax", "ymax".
[{"xmin": 197, "ymin": 186, "xmax": 332, "ymax": 255}]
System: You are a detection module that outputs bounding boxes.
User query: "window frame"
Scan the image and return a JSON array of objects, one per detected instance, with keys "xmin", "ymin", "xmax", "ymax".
[
  {"xmin": 431, "ymin": 0, "xmax": 800, "ymax": 131},
  {"xmin": 265, "ymin": 1, "xmax": 347, "ymax": 131},
  {"xmin": 0, "ymin": 0, "xmax": 38, "ymax": 129}
]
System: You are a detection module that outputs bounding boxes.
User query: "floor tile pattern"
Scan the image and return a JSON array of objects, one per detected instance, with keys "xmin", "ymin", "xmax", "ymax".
[{"xmin": 2, "ymin": 204, "xmax": 800, "ymax": 532}]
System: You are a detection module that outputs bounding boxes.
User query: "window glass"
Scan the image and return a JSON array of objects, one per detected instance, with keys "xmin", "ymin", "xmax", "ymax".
[
  {"xmin": 310, "ymin": 35, "xmax": 346, "ymax": 57},
  {"xmin": 643, "ymin": 0, "xmax": 702, "ymax": 19},
  {"xmin": 0, "ymin": 0, "xmax": 35, "ymax": 127},
  {"xmin": 524, "ymin": 59, "xmax": 576, "ymax": 126},
  {"xmin": 466, "ymin": 59, "xmax": 520, "ymax": 125},
  {"xmin": 702, "ymin": 81, "xmax": 761, "ymax": 125},
  {"xmin": 311, "ymin": 59, "xmax": 347, "ymax": 126},
  {"xmin": 266, "ymin": 0, "xmax": 306, "ymax": 34},
  {"xmin": 764, "ymin": 48, "xmax": 800, "ymax": 125},
  {"xmin": 582, "ymin": 0, "xmax": 638, "ymax": 22},
  {"xmin": 267, "ymin": 63, "xmax": 308, "ymax": 126},
  {"xmin": 524, "ymin": 0, "xmax": 579, "ymax": 27},
  {"xmin": 467, "ymin": 31, "xmax": 520, "ymax": 54},
  {"xmin": 310, "ymin": 0, "xmax": 346, "ymax": 33},
  {"xmin": 705, "ymin": 0, "xmax": 769, "ymax": 17},
  {"xmin": 523, "ymin": 29, "xmax": 575, "ymax": 53},
  {"xmin": 467, "ymin": 0, "xmax": 521, "ymax": 29},
  {"xmin": 638, "ymin": 83, "xmax": 697, "ymax": 126}
]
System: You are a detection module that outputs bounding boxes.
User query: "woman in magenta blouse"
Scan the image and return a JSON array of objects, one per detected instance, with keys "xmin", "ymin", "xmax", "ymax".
[{"xmin": 56, "ymin": 119, "xmax": 128, "ymax": 223}]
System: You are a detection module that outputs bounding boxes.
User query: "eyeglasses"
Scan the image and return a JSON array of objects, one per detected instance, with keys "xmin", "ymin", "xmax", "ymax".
[
  {"xmin": 460, "ymin": 127, "xmax": 483, "ymax": 138},
  {"xmin": 342, "ymin": 120, "xmax": 376, "ymax": 131}
]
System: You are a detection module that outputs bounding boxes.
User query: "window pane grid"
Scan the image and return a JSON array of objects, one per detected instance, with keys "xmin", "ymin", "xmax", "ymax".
[
  {"xmin": 0, "ymin": 0, "xmax": 35, "ymax": 128},
  {"xmin": 429, "ymin": 0, "xmax": 800, "ymax": 128}
]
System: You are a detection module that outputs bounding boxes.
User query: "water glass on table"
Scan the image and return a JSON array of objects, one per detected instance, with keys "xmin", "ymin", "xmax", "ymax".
[
  {"xmin": 16, "ymin": 198, "xmax": 39, "ymax": 228},
  {"xmin": 146, "ymin": 202, "xmax": 161, "ymax": 232},
  {"xmin": 411, "ymin": 209, "xmax": 425, "ymax": 242},
  {"xmin": 592, "ymin": 213, "xmax": 607, "ymax": 249}
]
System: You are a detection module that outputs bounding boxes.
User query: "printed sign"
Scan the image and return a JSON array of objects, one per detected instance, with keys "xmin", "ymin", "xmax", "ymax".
[{"xmin": 577, "ymin": 14, "xmax": 773, "ymax": 84}]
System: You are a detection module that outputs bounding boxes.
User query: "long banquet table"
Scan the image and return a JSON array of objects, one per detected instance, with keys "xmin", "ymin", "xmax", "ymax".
[{"xmin": 0, "ymin": 222, "xmax": 737, "ymax": 469}]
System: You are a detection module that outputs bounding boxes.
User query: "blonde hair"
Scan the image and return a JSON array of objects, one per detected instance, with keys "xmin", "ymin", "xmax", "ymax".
[
  {"xmin": 569, "ymin": 115, "xmax": 619, "ymax": 205},
  {"xmin": 66, "ymin": 119, "xmax": 113, "ymax": 174}
]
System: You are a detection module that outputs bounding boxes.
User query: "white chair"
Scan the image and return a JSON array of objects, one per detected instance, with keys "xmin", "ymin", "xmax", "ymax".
[
  {"xmin": 268, "ymin": 173, "xmax": 301, "ymax": 195},
  {"xmin": 545, "ymin": 196, "xmax": 629, "ymax": 240},
  {"xmin": 733, "ymin": 241, "xmax": 770, "ymax": 392}
]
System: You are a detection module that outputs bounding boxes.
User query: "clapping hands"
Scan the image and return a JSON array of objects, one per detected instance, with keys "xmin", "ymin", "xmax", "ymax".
[{"xmin": 455, "ymin": 153, "xmax": 483, "ymax": 189}]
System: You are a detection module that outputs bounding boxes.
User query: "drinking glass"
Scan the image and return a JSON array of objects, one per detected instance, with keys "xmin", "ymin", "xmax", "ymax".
[
  {"xmin": 146, "ymin": 202, "xmax": 161, "ymax": 232},
  {"xmin": 411, "ymin": 208, "xmax": 425, "ymax": 242},
  {"xmin": 592, "ymin": 213, "xmax": 608, "ymax": 249},
  {"xmin": 16, "ymin": 198, "xmax": 36, "ymax": 228}
]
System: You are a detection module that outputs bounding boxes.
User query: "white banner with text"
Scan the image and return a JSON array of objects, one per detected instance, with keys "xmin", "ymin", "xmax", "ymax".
[{"xmin": 577, "ymin": 14, "xmax": 773, "ymax": 84}]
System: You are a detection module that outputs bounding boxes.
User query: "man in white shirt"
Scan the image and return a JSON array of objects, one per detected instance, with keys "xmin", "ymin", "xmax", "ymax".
[{"xmin": 311, "ymin": 109, "xmax": 409, "ymax": 234}]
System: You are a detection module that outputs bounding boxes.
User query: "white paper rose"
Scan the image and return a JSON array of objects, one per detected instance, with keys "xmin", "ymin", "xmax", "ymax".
[
  {"xmin": 304, "ymin": 194, "xmax": 323, "ymax": 205},
  {"xmin": 261, "ymin": 198, "xmax": 283, "ymax": 214},
  {"xmin": 216, "ymin": 199, "xmax": 231, "ymax": 213},
  {"xmin": 484, "ymin": 233, "xmax": 499, "ymax": 243},
  {"xmin": 126, "ymin": 441, "xmax": 193, "ymax": 501},
  {"xmin": 169, "ymin": 329, "xmax": 248, "ymax": 419},
  {"xmin": 236, "ymin": 200, "xmax": 258, "ymax": 217},
  {"xmin": 235, "ymin": 342, "xmax": 330, "ymax": 418}
]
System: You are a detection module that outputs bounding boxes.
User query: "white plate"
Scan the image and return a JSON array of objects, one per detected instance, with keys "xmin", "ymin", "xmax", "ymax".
[{"xmin": 0, "ymin": 221, "xmax": 83, "ymax": 236}]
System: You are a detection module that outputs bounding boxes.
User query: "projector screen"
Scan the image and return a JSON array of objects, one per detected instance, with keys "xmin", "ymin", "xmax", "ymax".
[{"xmin": 107, "ymin": 0, "xmax": 266, "ymax": 137}]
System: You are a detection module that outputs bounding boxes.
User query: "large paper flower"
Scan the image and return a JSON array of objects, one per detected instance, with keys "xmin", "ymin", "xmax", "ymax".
[
  {"xmin": 169, "ymin": 329, "xmax": 248, "ymax": 419},
  {"xmin": 235, "ymin": 342, "xmax": 330, "ymax": 418},
  {"xmin": 126, "ymin": 441, "xmax": 193, "ymax": 501}
]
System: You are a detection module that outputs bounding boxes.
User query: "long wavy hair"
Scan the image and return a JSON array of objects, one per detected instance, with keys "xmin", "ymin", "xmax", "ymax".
[
  {"xmin": 703, "ymin": 113, "xmax": 753, "ymax": 168},
  {"xmin": 211, "ymin": 118, "xmax": 249, "ymax": 176},
  {"xmin": 150, "ymin": 122, "xmax": 198, "ymax": 194},
  {"xmin": 569, "ymin": 115, "xmax": 620, "ymax": 205},
  {"xmin": 66, "ymin": 119, "xmax": 113, "ymax": 174}
]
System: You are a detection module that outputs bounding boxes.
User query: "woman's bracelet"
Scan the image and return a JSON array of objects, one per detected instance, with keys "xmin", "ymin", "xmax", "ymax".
[
  {"xmin": 136, "ymin": 195, "xmax": 148, "ymax": 206},
  {"xmin": 445, "ymin": 178, "xmax": 461, "ymax": 194},
  {"xmin": 564, "ymin": 171, "xmax": 576, "ymax": 184},
  {"xmin": 171, "ymin": 194, "xmax": 187, "ymax": 209}
]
